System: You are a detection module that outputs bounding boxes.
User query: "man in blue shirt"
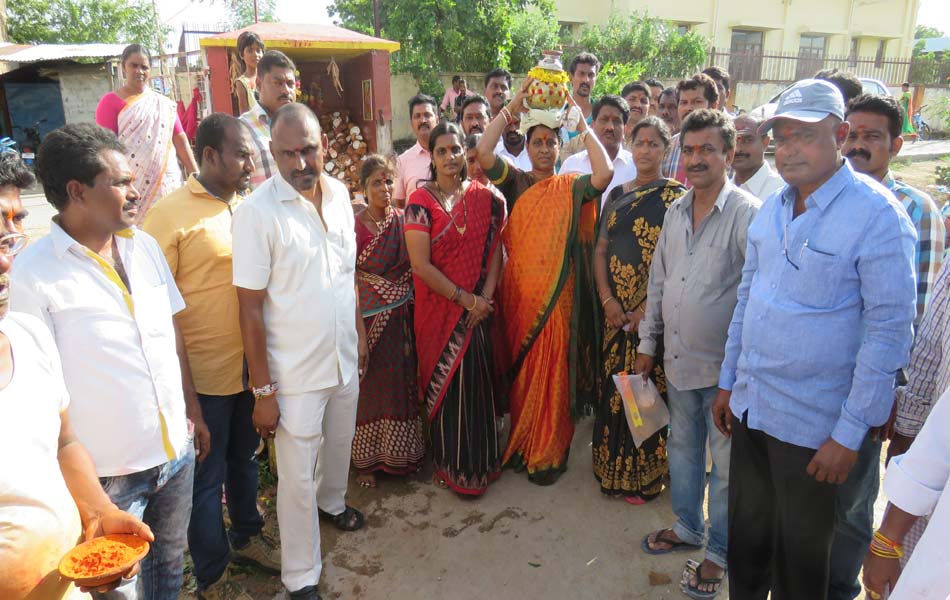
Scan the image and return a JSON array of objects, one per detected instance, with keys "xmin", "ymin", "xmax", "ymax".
[{"xmin": 711, "ymin": 79, "xmax": 917, "ymax": 599}]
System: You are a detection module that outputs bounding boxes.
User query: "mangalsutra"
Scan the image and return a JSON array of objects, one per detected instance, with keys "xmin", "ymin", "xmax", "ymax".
[
  {"xmin": 434, "ymin": 182, "xmax": 467, "ymax": 236},
  {"xmin": 365, "ymin": 206, "xmax": 390, "ymax": 233}
]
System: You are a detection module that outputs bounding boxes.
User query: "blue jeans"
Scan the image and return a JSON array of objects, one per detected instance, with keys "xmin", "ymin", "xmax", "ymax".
[
  {"xmin": 667, "ymin": 382, "xmax": 731, "ymax": 569},
  {"xmin": 188, "ymin": 391, "xmax": 264, "ymax": 589},
  {"xmin": 828, "ymin": 434, "xmax": 881, "ymax": 600},
  {"xmin": 95, "ymin": 441, "xmax": 195, "ymax": 600}
]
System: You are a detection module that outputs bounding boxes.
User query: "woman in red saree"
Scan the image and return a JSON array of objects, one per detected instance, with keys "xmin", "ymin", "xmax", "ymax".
[
  {"xmin": 352, "ymin": 155, "xmax": 425, "ymax": 488},
  {"xmin": 476, "ymin": 79, "xmax": 614, "ymax": 485},
  {"xmin": 405, "ymin": 122, "xmax": 506, "ymax": 496}
]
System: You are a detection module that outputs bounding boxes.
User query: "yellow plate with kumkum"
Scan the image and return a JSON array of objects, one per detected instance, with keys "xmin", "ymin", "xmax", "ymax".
[{"xmin": 58, "ymin": 534, "xmax": 150, "ymax": 588}]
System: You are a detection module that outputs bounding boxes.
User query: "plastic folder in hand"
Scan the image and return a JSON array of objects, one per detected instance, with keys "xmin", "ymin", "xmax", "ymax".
[{"xmin": 612, "ymin": 371, "xmax": 670, "ymax": 448}]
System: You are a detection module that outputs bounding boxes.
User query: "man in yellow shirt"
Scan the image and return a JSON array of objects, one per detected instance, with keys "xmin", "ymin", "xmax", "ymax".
[{"xmin": 143, "ymin": 114, "xmax": 278, "ymax": 600}]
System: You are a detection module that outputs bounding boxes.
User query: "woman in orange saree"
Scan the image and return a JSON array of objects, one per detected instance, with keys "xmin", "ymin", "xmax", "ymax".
[{"xmin": 476, "ymin": 80, "xmax": 614, "ymax": 485}]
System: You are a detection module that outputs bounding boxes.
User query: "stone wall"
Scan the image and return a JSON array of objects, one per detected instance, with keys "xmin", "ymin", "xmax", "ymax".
[{"xmin": 58, "ymin": 63, "xmax": 114, "ymax": 125}]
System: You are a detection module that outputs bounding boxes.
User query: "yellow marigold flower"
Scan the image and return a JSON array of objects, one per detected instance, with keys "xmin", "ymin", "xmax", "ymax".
[{"xmin": 527, "ymin": 66, "xmax": 570, "ymax": 85}]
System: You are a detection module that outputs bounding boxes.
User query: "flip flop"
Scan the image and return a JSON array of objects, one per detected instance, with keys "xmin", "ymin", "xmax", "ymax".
[
  {"xmin": 680, "ymin": 558, "xmax": 725, "ymax": 599},
  {"xmin": 640, "ymin": 528, "xmax": 703, "ymax": 555}
]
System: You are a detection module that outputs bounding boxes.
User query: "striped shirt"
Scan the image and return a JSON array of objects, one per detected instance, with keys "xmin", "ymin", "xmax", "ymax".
[
  {"xmin": 896, "ymin": 259, "xmax": 950, "ymax": 437},
  {"xmin": 885, "ymin": 171, "xmax": 945, "ymax": 323},
  {"xmin": 239, "ymin": 103, "xmax": 275, "ymax": 191},
  {"xmin": 661, "ymin": 133, "xmax": 689, "ymax": 189}
]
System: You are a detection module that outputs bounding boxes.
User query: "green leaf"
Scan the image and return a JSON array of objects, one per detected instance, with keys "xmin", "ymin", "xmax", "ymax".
[{"xmin": 8, "ymin": 0, "xmax": 169, "ymax": 51}]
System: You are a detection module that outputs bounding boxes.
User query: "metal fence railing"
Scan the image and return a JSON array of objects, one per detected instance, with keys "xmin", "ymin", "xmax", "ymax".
[{"xmin": 705, "ymin": 47, "xmax": 950, "ymax": 87}]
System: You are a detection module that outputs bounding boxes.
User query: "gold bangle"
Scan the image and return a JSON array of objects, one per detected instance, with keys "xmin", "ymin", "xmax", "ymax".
[
  {"xmin": 869, "ymin": 545, "xmax": 902, "ymax": 559},
  {"xmin": 873, "ymin": 530, "xmax": 902, "ymax": 549},
  {"xmin": 601, "ymin": 296, "xmax": 617, "ymax": 307},
  {"xmin": 466, "ymin": 293, "xmax": 478, "ymax": 311}
]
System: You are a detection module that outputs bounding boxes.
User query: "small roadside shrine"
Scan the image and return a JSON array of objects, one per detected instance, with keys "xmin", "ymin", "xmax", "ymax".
[{"xmin": 201, "ymin": 22, "xmax": 400, "ymax": 196}]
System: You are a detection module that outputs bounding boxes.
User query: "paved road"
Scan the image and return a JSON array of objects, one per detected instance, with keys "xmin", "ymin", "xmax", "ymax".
[
  {"xmin": 22, "ymin": 189, "xmax": 56, "ymax": 240},
  {"xmin": 898, "ymin": 139, "xmax": 950, "ymax": 161}
]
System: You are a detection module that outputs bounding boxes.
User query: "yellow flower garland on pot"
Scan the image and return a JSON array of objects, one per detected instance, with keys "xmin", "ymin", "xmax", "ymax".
[{"xmin": 527, "ymin": 66, "xmax": 569, "ymax": 85}]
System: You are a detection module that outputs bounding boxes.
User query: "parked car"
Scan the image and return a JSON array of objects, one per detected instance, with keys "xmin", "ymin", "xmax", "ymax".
[{"xmin": 747, "ymin": 77, "xmax": 890, "ymax": 123}]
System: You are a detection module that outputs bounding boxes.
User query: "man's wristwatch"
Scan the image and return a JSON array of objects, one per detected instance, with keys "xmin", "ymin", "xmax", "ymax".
[{"xmin": 252, "ymin": 382, "xmax": 278, "ymax": 400}]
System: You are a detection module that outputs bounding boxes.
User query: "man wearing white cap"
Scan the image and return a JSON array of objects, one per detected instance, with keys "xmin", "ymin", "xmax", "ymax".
[{"xmin": 711, "ymin": 79, "xmax": 917, "ymax": 598}]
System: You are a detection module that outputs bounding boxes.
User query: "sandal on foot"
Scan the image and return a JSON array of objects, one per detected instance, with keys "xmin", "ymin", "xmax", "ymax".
[
  {"xmin": 318, "ymin": 506, "xmax": 364, "ymax": 531},
  {"xmin": 640, "ymin": 528, "xmax": 703, "ymax": 555},
  {"xmin": 680, "ymin": 558, "xmax": 724, "ymax": 599}
]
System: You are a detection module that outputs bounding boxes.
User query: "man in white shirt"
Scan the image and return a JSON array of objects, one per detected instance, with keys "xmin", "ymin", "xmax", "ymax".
[
  {"xmin": 495, "ymin": 116, "xmax": 533, "ymax": 172},
  {"xmin": 561, "ymin": 95, "xmax": 637, "ymax": 207},
  {"xmin": 233, "ymin": 103, "xmax": 368, "ymax": 600},
  {"xmin": 393, "ymin": 94, "xmax": 438, "ymax": 207},
  {"xmin": 13, "ymin": 123, "xmax": 198, "ymax": 600},
  {"xmin": 0, "ymin": 149, "xmax": 152, "ymax": 600},
  {"xmin": 731, "ymin": 114, "xmax": 785, "ymax": 201},
  {"xmin": 862, "ymin": 385, "xmax": 950, "ymax": 600}
]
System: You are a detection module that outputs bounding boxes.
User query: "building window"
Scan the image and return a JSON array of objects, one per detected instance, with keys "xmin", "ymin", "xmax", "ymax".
[
  {"xmin": 849, "ymin": 38, "xmax": 859, "ymax": 67},
  {"xmin": 558, "ymin": 21, "xmax": 578, "ymax": 42},
  {"xmin": 875, "ymin": 39, "xmax": 887, "ymax": 68},
  {"xmin": 677, "ymin": 24, "xmax": 691, "ymax": 35},
  {"xmin": 797, "ymin": 34, "xmax": 826, "ymax": 80},
  {"xmin": 730, "ymin": 29, "xmax": 763, "ymax": 81}
]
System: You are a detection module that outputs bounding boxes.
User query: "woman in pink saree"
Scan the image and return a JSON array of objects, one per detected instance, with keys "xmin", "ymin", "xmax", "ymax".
[{"xmin": 96, "ymin": 44, "xmax": 198, "ymax": 224}]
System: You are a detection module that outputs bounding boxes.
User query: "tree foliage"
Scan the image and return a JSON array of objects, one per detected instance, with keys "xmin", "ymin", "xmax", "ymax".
[
  {"xmin": 8, "ymin": 0, "xmax": 167, "ymax": 50},
  {"xmin": 329, "ymin": 0, "xmax": 559, "ymax": 93},
  {"xmin": 591, "ymin": 62, "xmax": 644, "ymax": 97},
  {"xmin": 226, "ymin": 0, "xmax": 278, "ymax": 29},
  {"xmin": 915, "ymin": 25, "xmax": 945, "ymax": 40},
  {"xmin": 568, "ymin": 12, "xmax": 707, "ymax": 82},
  {"xmin": 508, "ymin": 6, "xmax": 561, "ymax": 73}
]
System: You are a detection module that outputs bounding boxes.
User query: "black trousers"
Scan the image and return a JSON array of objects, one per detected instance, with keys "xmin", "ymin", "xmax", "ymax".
[{"xmin": 727, "ymin": 412, "xmax": 839, "ymax": 600}]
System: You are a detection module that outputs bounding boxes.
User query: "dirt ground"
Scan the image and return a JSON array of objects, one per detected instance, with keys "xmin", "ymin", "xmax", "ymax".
[
  {"xmin": 890, "ymin": 156, "xmax": 949, "ymax": 204},
  {"xmin": 180, "ymin": 417, "xmax": 717, "ymax": 600}
]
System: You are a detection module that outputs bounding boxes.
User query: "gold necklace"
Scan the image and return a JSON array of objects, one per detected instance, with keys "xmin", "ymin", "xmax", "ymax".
[
  {"xmin": 434, "ymin": 182, "xmax": 467, "ymax": 236},
  {"xmin": 365, "ymin": 206, "xmax": 390, "ymax": 233}
]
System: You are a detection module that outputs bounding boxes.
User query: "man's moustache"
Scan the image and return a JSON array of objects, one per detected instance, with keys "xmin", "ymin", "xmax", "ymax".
[{"xmin": 846, "ymin": 149, "xmax": 871, "ymax": 161}]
